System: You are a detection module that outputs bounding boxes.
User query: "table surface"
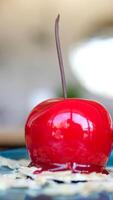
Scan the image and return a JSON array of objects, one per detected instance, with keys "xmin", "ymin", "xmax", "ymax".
[{"xmin": 0, "ymin": 148, "xmax": 113, "ymax": 200}]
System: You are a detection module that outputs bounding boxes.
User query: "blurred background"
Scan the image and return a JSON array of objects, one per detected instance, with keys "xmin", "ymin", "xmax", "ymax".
[{"xmin": 1, "ymin": 0, "xmax": 113, "ymax": 146}]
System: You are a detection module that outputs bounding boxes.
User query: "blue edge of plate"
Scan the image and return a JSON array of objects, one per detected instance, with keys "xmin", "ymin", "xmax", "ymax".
[{"xmin": 0, "ymin": 148, "xmax": 113, "ymax": 166}]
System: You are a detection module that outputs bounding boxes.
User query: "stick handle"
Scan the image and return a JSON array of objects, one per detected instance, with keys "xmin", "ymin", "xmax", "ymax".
[{"xmin": 55, "ymin": 15, "xmax": 67, "ymax": 98}]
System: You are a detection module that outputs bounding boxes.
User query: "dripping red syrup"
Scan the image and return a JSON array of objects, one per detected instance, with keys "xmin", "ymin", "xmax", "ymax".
[{"xmin": 28, "ymin": 162, "xmax": 109, "ymax": 175}]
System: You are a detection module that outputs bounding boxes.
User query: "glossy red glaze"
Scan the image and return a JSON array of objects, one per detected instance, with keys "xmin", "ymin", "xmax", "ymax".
[{"xmin": 25, "ymin": 98, "xmax": 113, "ymax": 173}]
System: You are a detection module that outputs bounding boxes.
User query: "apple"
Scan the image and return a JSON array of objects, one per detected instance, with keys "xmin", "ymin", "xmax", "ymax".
[
  {"xmin": 25, "ymin": 15, "xmax": 113, "ymax": 173},
  {"xmin": 25, "ymin": 98, "xmax": 113, "ymax": 173}
]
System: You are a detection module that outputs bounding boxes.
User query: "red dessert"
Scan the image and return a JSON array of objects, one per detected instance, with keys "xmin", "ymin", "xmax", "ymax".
[
  {"xmin": 25, "ymin": 98, "xmax": 113, "ymax": 174},
  {"xmin": 25, "ymin": 15, "xmax": 113, "ymax": 174}
]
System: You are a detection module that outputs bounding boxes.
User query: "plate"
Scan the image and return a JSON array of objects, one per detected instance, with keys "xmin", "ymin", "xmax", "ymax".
[{"xmin": 0, "ymin": 148, "xmax": 113, "ymax": 200}]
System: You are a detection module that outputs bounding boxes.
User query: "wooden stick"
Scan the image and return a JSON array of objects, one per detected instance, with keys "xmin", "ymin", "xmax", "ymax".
[{"xmin": 55, "ymin": 14, "xmax": 67, "ymax": 98}]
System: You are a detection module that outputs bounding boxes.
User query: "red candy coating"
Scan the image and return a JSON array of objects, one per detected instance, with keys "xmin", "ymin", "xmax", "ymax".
[{"xmin": 25, "ymin": 98, "xmax": 113, "ymax": 173}]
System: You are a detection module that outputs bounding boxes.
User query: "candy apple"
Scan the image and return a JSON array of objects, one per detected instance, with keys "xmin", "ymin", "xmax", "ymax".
[{"xmin": 25, "ymin": 15, "xmax": 113, "ymax": 173}]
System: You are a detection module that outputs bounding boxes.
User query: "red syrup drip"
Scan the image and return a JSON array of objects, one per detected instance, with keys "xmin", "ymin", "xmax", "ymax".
[{"xmin": 28, "ymin": 162, "xmax": 109, "ymax": 175}]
